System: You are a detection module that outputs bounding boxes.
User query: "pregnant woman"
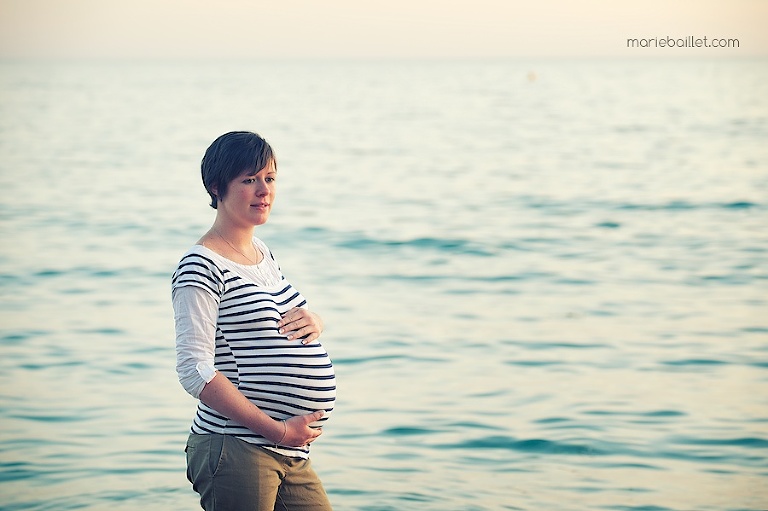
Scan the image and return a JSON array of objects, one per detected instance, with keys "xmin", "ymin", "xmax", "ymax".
[{"xmin": 172, "ymin": 131, "xmax": 336, "ymax": 511}]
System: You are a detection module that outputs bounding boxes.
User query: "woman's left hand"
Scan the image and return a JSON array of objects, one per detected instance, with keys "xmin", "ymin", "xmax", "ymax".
[{"xmin": 277, "ymin": 308, "xmax": 324, "ymax": 344}]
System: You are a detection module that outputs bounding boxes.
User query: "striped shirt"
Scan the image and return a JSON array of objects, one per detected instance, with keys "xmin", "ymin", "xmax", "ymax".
[{"xmin": 171, "ymin": 238, "xmax": 336, "ymax": 459}]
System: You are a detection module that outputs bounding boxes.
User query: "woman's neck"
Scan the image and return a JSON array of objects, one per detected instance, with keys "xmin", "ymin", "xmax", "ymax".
[
  {"xmin": 204, "ymin": 222, "xmax": 262, "ymax": 265},
  {"xmin": 211, "ymin": 221, "xmax": 255, "ymax": 250}
]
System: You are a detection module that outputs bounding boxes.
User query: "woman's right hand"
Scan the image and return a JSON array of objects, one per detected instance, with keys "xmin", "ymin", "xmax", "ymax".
[{"xmin": 277, "ymin": 410, "xmax": 325, "ymax": 447}]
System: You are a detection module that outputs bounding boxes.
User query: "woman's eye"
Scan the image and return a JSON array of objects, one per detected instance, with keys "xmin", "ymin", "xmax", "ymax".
[
  {"xmin": 243, "ymin": 178, "xmax": 255, "ymax": 184},
  {"xmin": 266, "ymin": 177, "xmax": 276, "ymax": 183}
]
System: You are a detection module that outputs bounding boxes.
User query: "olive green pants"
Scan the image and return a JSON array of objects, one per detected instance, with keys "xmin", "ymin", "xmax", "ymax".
[{"xmin": 186, "ymin": 434, "xmax": 333, "ymax": 511}]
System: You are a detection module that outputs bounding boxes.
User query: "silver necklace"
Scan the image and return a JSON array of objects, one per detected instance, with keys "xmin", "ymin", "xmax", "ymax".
[{"xmin": 214, "ymin": 229, "xmax": 258, "ymax": 265}]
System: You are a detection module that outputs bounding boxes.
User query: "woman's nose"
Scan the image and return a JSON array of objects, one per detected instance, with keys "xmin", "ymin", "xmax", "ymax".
[{"xmin": 254, "ymin": 179, "xmax": 268, "ymax": 195}]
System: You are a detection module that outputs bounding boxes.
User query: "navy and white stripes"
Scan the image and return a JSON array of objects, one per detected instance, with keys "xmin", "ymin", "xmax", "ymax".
[{"xmin": 172, "ymin": 240, "xmax": 335, "ymax": 459}]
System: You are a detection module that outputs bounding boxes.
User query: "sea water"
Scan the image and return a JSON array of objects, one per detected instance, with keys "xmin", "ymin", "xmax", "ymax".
[{"xmin": 0, "ymin": 58, "xmax": 766, "ymax": 510}]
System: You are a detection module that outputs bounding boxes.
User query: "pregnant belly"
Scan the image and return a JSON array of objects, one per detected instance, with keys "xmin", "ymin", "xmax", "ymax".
[{"xmin": 236, "ymin": 346, "xmax": 336, "ymax": 424}]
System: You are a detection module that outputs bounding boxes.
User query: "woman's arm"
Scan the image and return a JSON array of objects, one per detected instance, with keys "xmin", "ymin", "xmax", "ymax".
[{"xmin": 199, "ymin": 373, "xmax": 324, "ymax": 446}]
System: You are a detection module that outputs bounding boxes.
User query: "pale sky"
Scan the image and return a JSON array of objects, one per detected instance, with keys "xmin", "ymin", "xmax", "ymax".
[{"xmin": 0, "ymin": 0, "xmax": 766, "ymax": 59}]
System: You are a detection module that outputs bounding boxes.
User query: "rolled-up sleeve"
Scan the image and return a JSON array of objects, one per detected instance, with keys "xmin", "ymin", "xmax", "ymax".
[{"xmin": 173, "ymin": 285, "xmax": 219, "ymax": 399}]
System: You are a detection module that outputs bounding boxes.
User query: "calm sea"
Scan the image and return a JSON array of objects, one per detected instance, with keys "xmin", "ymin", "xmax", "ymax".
[{"xmin": 0, "ymin": 58, "xmax": 766, "ymax": 511}]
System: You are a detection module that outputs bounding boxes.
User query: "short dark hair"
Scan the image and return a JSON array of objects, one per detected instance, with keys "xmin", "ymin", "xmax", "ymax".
[{"xmin": 201, "ymin": 131, "xmax": 276, "ymax": 209}]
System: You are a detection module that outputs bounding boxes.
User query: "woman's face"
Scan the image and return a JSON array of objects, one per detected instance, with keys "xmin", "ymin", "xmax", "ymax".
[{"xmin": 217, "ymin": 160, "xmax": 277, "ymax": 228}]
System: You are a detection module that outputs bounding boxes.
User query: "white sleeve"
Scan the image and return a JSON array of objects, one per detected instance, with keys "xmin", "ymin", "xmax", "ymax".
[{"xmin": 173, "ymin": 285, "xmax": 219, "ymax": 399}]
